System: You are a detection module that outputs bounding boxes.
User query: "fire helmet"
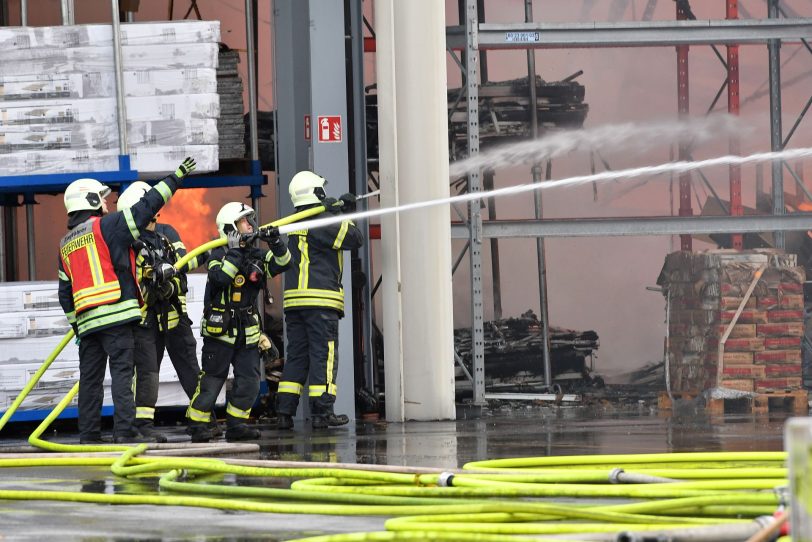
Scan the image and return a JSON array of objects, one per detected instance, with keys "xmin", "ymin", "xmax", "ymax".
[
  {"xmin": 116, "ymin": 181, "xmax": 152, "ymax": 211},
  {"xmin": 216, "ymin": 202, "xmax": 257, "ymax": 238},
  {"xmin": 288, "ymin": 170, "xmax": 327, "ymax": 207},
  {"xmin": 64, "ymin": 178, "xmax": 111, "ymax": 214}
]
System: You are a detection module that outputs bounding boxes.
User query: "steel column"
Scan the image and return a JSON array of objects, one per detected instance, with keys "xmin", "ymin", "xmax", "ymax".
[
  {"xmin": 465, "ymin": 0, "xmax": 485, "ymax": 406},
  {"xmin": 677, "ymin": 2, "xmax": 692, "ymax": 251},
  {"xmin": 244, "ymin": 0, "xmax": 260, "ymax": 217},
  {"xmin": 525, "ymin": 0, "xmax": 552, "ymax": 389},
  {"xmin": 24, "ymin": 195, "xmax": 35, "ymax": 280},
  {"xmin": 768, "ymin": 0, "xmax": 785, "ymax": 248},
  {"xmin": 483, "ymin": 171, "xmax": 502, "ymax": 320},
  {"xmin": 727, "ymin": 0, "xmax": 743, "ymax": 249},
  {"xmin": 20, "ymin": 0, "xmax": 27, "ymax": 25}
]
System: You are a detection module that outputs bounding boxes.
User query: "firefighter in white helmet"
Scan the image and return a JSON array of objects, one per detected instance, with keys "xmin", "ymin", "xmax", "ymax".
[
  {"xmin": 57, "ymin": 157, "xmax": 196, "ymax": 444},
  {"xmin": 117, "ymin": 180, "xmax": 210, "ymax": 442},
  {"xmin": 186, "ymin": 202, "xmax": 291, "ymax": 442},
  {"xmin": 276, "ymin": 170, "xmax": 363, "ymax": 430}
]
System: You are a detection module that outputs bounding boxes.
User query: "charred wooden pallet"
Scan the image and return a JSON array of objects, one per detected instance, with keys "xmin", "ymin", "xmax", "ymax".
[{"xmin": 658, "ymin": 389, "xmax": 809, "ymax": 415}]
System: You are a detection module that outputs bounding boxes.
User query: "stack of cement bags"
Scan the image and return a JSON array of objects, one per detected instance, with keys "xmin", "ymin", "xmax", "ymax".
[
  {"xmin": 657, "ymin": 250, "xmax": 805, "ymax": 393},
  {"xmin": 0, "ymin": 21, "xmax": 221, "ymax": 176},
  {"xmin": 216, "ymin": 45, "xmax": 245, "ymax": 160}
]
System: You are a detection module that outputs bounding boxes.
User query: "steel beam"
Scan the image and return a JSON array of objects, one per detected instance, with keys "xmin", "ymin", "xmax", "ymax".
[
  {"xmin": 450, "ymin": 214, "xmax": 812, "ymax": 239},
  {"xmin": 676, "ymin": 2, "xmax": 692, "ymax": 251},
  {"xmin": 727, "ymin": 0, "xmax": 743, "ymax": 249},
  {"xmin": 446, "ymin": 19, "xmax": 812, "ymax": 50},
  {"xmin": 768, "ymin": 1, "xmax": 785, "ymax": 248}
]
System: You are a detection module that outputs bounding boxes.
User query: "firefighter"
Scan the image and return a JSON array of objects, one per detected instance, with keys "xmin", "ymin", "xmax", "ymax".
[
  {"xmin": 186, "ymin": 202, "xmax": 292, "ymax": 442},
  {"xmin": 58, "ymin": 157, "xmax": 196, "ymax": 445},
  {"xmin": 276, "ymin": 170, "xmax": 364, "ymax": 430},
  {"xmin": 116, "ymin": 181, "xmax": 210, "ymax": 442}
]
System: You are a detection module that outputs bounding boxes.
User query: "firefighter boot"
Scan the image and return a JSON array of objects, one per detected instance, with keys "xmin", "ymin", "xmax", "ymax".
[
  {"xmin": 187, "ymin": 422, "xmax": 213, "ymax": 443},
  {"xmin": 312, "ymin": 413, "xmax": 350, "ymax": 429},
  {"xmin": 225, "ymin": 423, "xmax": 261, "ymax": 442},
  {"xmin": 276, "ymin": 413, "xmax": 294, "ymax": 430},
  {"xmin": 134, "ymin": 420, "xmax": 168, "ymax": 444}
]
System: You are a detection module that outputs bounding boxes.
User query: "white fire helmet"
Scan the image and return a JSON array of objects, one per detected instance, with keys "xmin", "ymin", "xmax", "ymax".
[
  {"xmin": 216, "ymin": 201, "xmax": 257, "ymax": 238},
  {"xmin": 288, "ymin": 170, "xmax": 327, "ymax": 207},
  {"xmin": 64, "ymin": 178, "xmax": 111, "ymax": 214}
]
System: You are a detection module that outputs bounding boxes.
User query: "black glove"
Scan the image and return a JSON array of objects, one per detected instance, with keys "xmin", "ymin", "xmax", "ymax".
[
  {"xmin": 174, "ymin": 156, "xmax": 196, "ymax": 183},
  {"xmin": 154, "ymin": 262, "xmax": 176, "ymax": 284},
  {"xmin": 156, "ymin": 280, "xmax": 176, "ymax": 300},
  {"xmin": 227, "ymin": 230, "xmax": 242, "ymax": 250},
  {"xmin": 339, "ymin": 192, "xmax": 357, "ymax": 213},
  {"xmin": 258, "ymin": 226, "xmax": 287, "ymax": 257},
  {"xmin": 321, "ymin": 197, "xmax": 342, "ymax": 214}
]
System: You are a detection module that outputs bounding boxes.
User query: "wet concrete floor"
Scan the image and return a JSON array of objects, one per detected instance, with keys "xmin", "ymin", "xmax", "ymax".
[{"xmin": 0, "ymin": 403, "xmax": 799, "ymax": 541}]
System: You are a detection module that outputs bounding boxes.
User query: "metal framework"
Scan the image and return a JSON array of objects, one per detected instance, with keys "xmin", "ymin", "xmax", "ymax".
[
  {"xmin": 454, "ymin": 0, "xmax": 812, "ymax": 403},
  {"xmin": 0, "ymin": 0, "xmax": 265, "ymax": 281}
]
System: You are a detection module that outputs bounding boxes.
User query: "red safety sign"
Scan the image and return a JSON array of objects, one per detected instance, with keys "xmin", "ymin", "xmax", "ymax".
[
  {"xmin": 304, "ymin": 115, "xmax": 311, "ymax": 141},
  {"xmin": 317, "ymin": 115, "xmax": 342, "ymax": 143}
]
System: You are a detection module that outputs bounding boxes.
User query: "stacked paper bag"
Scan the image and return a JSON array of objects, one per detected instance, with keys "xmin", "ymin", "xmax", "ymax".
[
  {"xmin": 0, "ymin": 21, "xmax": 222, "ymax": 176},
  {"xmin": 657, "ymin": 250, "xmax": 805, "ymax": 394}
]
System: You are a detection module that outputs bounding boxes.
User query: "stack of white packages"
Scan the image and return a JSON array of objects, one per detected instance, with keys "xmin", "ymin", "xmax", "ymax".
[
  {"xmin": 0, "ymin": 274, "xmax": 211, "ymax": 419},
  {"xmin": 0, "ymin": 21, "xmax": 221, "ymax": 177}
]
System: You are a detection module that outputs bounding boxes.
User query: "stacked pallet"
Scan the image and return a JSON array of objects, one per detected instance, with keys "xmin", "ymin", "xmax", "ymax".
[
  {"xmin": 657, "ymin": 250, "xmax": 806, "ymax": 400},
  {"xmin": 0, "ymin": 21, "xmax": 221, "ymax": 176},
  {"xmin": 216, "ymin": 45, "xmax": 246, "ymax": 160}
]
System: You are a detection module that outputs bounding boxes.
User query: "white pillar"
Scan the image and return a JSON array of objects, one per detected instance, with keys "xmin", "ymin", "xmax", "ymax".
[{"xmin": 376, "ymin": 0, "xmax": 456, "ymax": 421}]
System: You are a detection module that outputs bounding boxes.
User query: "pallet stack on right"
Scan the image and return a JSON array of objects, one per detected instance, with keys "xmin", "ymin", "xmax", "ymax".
[{"xmin": 656, "ymin": 249, "xmax": 809, "ymax": 415}]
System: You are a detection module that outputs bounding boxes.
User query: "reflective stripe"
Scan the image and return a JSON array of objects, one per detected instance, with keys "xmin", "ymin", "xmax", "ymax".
[
  {"xmin": 326, "ymin": 340, "xmax": 336, "ymax": 394},
  {"xmin": 136, "ymin": 406, "xmax": 155, "ymax": 420},
  {"xmin": 172, "ymin": 241, "xmax": 185, "ymax": 250},
  {"xmin": 208, "ymin": 260, "xmax": 221, "ymax": 270},
  {"xmin": 283, "ymin": 297, "xmax": 344, "ymax": 312},
  {"xmin": 76, "ymin": 299, "xmax": 142, "ymax": 336},
  {"xmin": 297, "ymin": 235, "xmax": 310, "ymax": 289},
  {"xmin": 187, "ymin": 371, "xmax": 206, "ymax": 419},
  {"xmin": 187, "ymin": 406, "xmax": 211, "ymax": 423},
  {"xmin": 186, "ymin": 255, "xmax": 198, "ymax": 270},
  {"xmin": 309, "ymin": 385, "xmax": 326, "ymax": 397},
  {"xmin": 222, "ymin": 260, "xmax": 239, "ymax": 278},
  {"xmin": 155, "ymin": 180, "xmax": 172, "ymax": 203},
  {"xmin": 85, "ymin": 243, "xmax": 104, "ymax": 285},
  {"xmin": 333, "ymin": 220, "xmax": 350, "ymax": 250},
  {"xmin": 226, "ymin": 402, "xmax": 251, "ymax": 419},
  {"xmin": 123, "ymin": 208, "xmax": 140, "ymax": 240},
  {"xmin": 74, "ymin": 284, "xmax": 121, "ymax": 312},
  {"xmin": 285, "ymin": 288, "xmax": 344, "ymax": 302},
  {"xmin": 58, "ymin": 269, "xmax": 70, "ymax": 281},
  {"xmin": 278, "ymin": 381, "xmax": 303, "ymax": 395},
  {"xmin": 245, "ymin": 324, "xmax": 260, "ymax": 345},
  {"xmin": 274, "ymin": 250, "xmax": 291, "ymax": 267},
  {"xmin": 65, "ymin": 311, "xmax": 76, "ymax": 324}
]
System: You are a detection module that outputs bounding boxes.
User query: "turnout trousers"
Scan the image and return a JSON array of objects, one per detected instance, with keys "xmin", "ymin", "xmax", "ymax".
[
  {"xmin": 134, "ymin": 314, "xmax": 201, "ymax": 422},
  {"xmin": 78, "ymin": 324, "xmax": 137, "ymax": 440},
  {"xmin": 187, "ymin": 336, "xmax": 261, "ymax": 428},
  {"xmin": 276, "ymin": 309, "xmax": 340, "ymax": 417}
]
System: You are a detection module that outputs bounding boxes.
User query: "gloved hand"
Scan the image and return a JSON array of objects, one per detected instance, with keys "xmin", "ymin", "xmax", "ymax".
[
  {"xmin": 227, "ymin": 230, "xmax": 242, "ymax": 250},
  {"xmin": 156, "ymin": 280, "xmax": 176, "ymax": 300},
  {"xmin": 154, "ymin": 262, "xmax": 176, "ymax": 284},
  {"xmin": 321, "ymin": 197, "xmax": 342, "ymax": 214},
  {"xmin": 174, "ymin": 157, "xmax": 196, "ymax": 181},
  {"xmin": 338, "ymin": 192, "xmax": 357, "ymax": 213},
  {"xmin": 258, "ymin": 226, "xmax": 287, "ymax": 256}
]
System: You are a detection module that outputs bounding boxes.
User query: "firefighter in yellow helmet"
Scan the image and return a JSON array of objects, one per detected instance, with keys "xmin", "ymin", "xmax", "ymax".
[
  {"xmin": 57, "ymin": 158, "xmax": 196, "ymax": 444},
  {"xmin": 186, "ymin": 202, "xmax": 292, "ymax": 442},
  {"xmin": 276, "ymin": 170, "xmax": 363, "ymax": 430},
  {"xmin": 117, "ymin": 181, "xmax": 210, "ymax": 443}
]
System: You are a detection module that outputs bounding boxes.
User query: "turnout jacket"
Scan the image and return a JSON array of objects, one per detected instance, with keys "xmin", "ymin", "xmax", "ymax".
[
  {"xmin": 201, "ymin": 242, "xmax": 291, "ymax": 346},
  {"xmin": 134, "ymin": 223, "xmax": 209, "ymax": 331},
  {"xmin": 58, "ymin": 175, "xmax": 181, "ymax": 338},
  {"xmin": 283, "ymin": 214, "xmax": 364, "ymax": 316}
]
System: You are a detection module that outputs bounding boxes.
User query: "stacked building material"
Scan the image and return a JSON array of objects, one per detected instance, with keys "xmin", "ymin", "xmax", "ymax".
[
  {"xmin": 0, "ymin": 21, "xmax": 221, "ymax": 176},
  {"xmin": 216, "ymin": 45, "xmax": 245, "ymax": 160},
  {"xmin": 657, "ymin": 250, "xmax": 805, "ymax": 394},
  {"xmin": 454, "ymin": 310, "xmax": 601, "ymax": 390}
]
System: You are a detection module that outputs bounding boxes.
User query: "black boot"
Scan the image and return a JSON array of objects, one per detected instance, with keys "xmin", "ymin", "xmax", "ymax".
[
  {"xmin": 312, "ymin": 413, "xmax": 350, "ymax": 429},
  {"xmin": 114, "ymin": 430, "xmax": 161, "ymax": 444},
  {"xmin": 225, "ymin": 424, "xmax": 261, "ymax": 442},
  {"xmin": 188, "ymin": 422, "xmax": 213, "ymax": 443},
  {"xmin": 134, "ymin": 420, "xmax": 168, "ymax": 444},
  {"xmin": 79, "ymin": 433, "xmax": 112, "ymax": 445},
  {"xmin": 208, "ymin": 419, "xmax": 223, "ymax": 438},
  {"xmin": 276, "ymin": 413, "xmax": 294, "ymax": 430}
]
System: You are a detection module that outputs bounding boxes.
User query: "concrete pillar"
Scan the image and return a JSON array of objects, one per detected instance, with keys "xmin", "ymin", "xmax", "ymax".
[{"xmin": 376, "ymin": 0, "xmax": 456, "ymax": 421}]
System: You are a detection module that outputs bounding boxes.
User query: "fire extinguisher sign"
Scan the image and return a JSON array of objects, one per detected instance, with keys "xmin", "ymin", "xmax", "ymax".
[{"xmin": 317, "ymin": 115, "xmax": 342, "ymax": 143}]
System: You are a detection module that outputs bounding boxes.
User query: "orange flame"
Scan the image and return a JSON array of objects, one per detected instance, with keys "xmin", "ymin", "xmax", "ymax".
[
  {"xmin": 159, "ymin": 188, "xmax": 216, "ymax": 250},
  {"xmin": 799, "ymin": 202, "xmax": 812, "ymax": 212}
]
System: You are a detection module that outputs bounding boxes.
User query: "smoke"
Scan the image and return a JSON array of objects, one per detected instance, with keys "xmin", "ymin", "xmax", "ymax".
[{"xmin": 448, "ymin": 115, "xmax": 748, "ymax": 179}]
